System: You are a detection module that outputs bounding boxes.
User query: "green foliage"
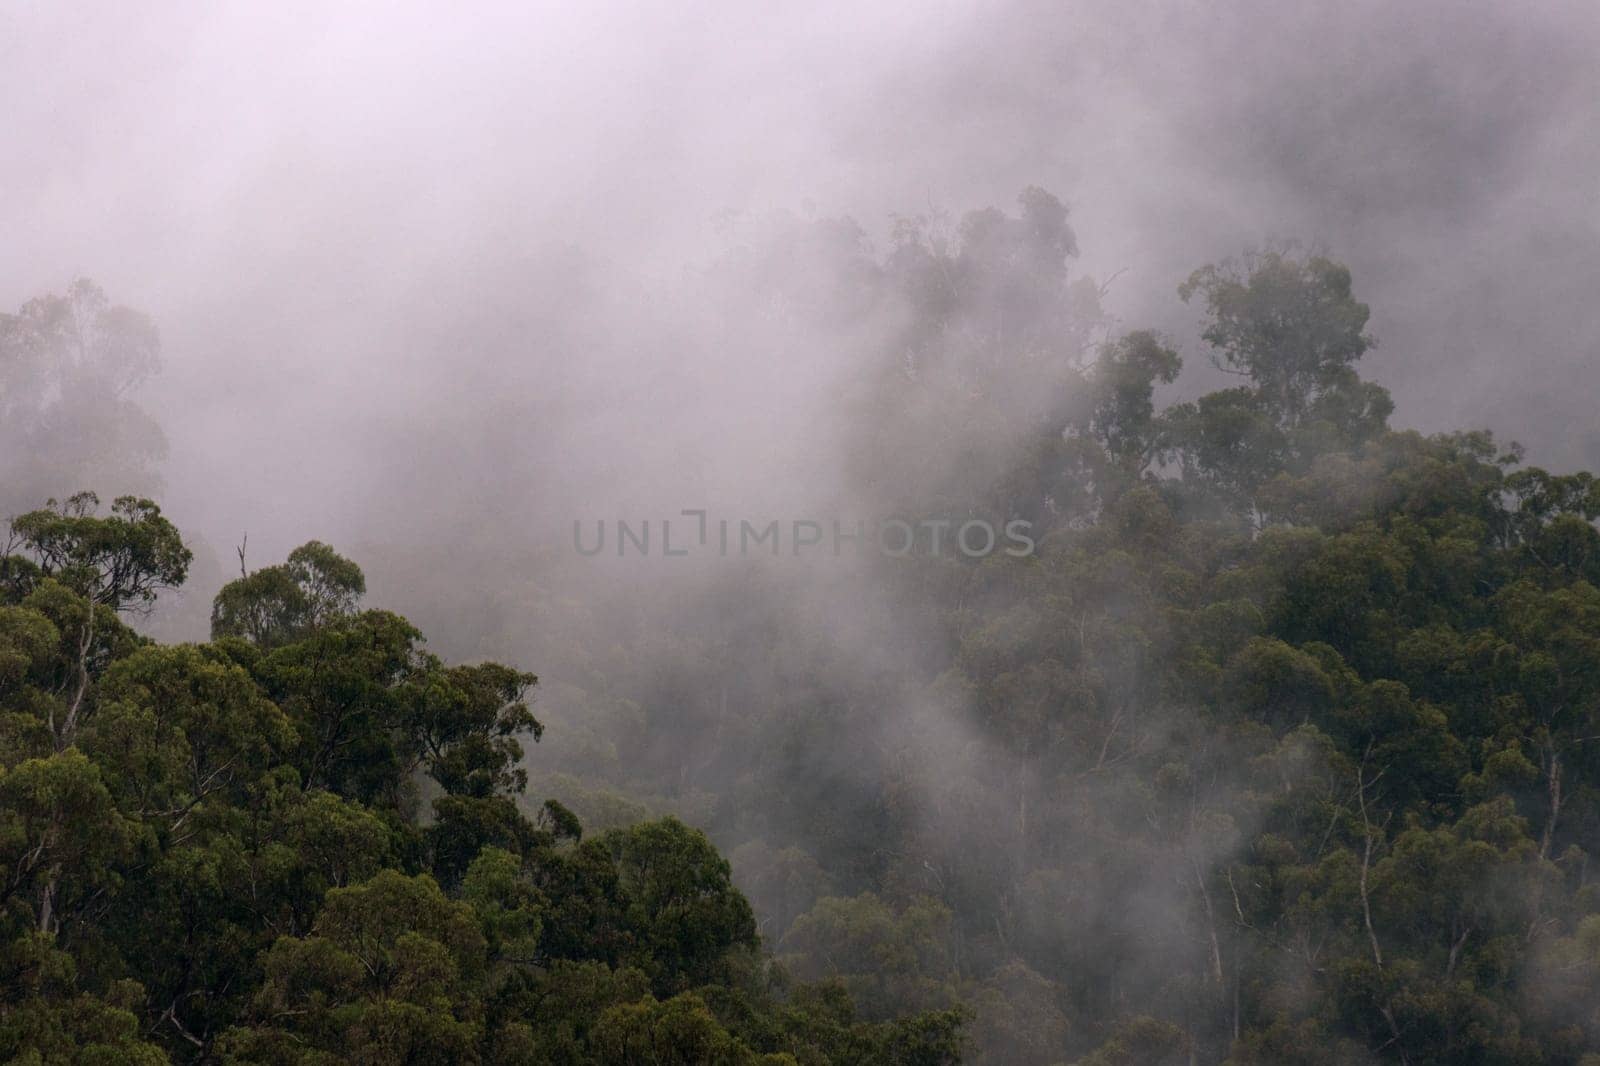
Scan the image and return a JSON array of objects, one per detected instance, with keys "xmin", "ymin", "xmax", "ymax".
[
  {"xmin": 227, "ymin": 870, "xmax": 488, "ymax": 1062},
  {"xmin": 781, "ymin": 894, "xmax": 956, "ymax": 1020},
  {"xmin": 1072, "ymin": 1016, "xmax": 1190, "ymax": 1065},
  {"xmin": 0, "ymin": 508, "xmax": 951, "ymax": 1064},
  {"xmin": 211, "ymin": 541, "xmax": 366, "ymax": 648},
  {"xmin": 596, "ymin": 817, "xmax": 759, "ymax": 993},
  {"xmin": 0, "ymin": 934, "xmax": 165, "ymax": 1064},
  {"xmin": 1179, "ymin": 251, "xmax": 1375, "ymax": 428},
  {"xmin": 489, "ymin": 220, "xmax": 1600, "ymax": 1064},
  {"xmin": 588, "ymin": 991, "xmax": 783, "ymax": 1065},
  {"xmin": 7, "ymin": 493, "xmax": 190, "ymax": 613},
  {"xmin": 12, "ymin": 197, "xmax": 1600, "ymax": 1064},
  {"xmin": 1162, "ymin": 251, "xmax": 1396, "ymax": 523}
]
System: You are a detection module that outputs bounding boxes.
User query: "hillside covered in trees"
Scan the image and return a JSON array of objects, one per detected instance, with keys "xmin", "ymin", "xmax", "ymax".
[
  {"xmin": 6, "ymin": 191, "xmax": 1600, "ymax": 1064},
  {"xmin": 0, "ymin": 500, "xmax": 965, "ymax": 1062}
]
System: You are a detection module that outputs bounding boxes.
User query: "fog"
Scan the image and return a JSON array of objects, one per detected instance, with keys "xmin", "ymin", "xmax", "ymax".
[
  {"xmin": 5, "ymin": 2, "xmax": 1600, "ymax": 1059},
  {"xmin": 8, "ymin": 3, "xmax": 1599, "ymax": 559}
]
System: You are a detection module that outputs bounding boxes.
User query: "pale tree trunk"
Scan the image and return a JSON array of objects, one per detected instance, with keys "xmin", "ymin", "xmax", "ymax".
[
  {"xmin": 37, "ymin": 865, "xmax": 58, "ymax": 935},
  {"xmin": 54, "ymin": 605, "xmax": 95, "ymax": 750},
  {"xmin": 1358, "ymin": 762, "xmax": 1410, "ymax": 1064},
  {"xmin": 1539, "ymin": 748, "xmax": 1562, "ymax": 861},
  {"xmin": 1193, "ymin": 854, "xmax": 1225, "ymax": 986}
]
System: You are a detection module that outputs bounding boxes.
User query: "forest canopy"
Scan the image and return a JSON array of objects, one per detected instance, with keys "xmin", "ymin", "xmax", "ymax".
[{"xmin": 4, "ymin": 192, "xmax": 1600, "ymax": 1064}]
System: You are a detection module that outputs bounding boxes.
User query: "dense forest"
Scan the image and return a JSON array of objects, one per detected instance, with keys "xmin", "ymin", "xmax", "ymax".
[{"xmin": 5, "ymin": 190, "xmax": 1600, "ymax": 1064}]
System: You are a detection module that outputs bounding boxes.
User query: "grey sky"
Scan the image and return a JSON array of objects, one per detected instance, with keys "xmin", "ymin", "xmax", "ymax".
[{"xmin": 4, "ymin": 1, "xmax": 1598, "ymax": 557}]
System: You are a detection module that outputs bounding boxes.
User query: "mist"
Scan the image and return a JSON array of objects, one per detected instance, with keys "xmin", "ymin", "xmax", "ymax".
[
  {"xmin": 8, "ymin": 1, "xmax": 1599, "ymax": 552},
  {"xmin": 5, "ymin": 3, "xmax": 1600, "ymax": 1062}
]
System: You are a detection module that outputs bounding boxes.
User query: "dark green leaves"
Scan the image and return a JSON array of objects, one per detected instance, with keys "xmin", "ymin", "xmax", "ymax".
[
  {"xmin": 211, "ymin": 540, "xmax": 366, "ymax": 648},
  {"xmin": 7, "ymin": 494, "xmax": 190, "ymax": 613}
]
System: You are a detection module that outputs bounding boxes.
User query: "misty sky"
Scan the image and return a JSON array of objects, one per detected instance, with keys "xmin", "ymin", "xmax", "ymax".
[{"xmin": 5, "ymin": 1, "xmax": 1598, "ymax": 559}]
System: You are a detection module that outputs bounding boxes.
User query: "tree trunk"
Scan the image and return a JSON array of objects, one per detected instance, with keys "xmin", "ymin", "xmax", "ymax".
[{"xmin": 1539, "ymin": 751, "xmax": 1562, "ymax": 861}]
